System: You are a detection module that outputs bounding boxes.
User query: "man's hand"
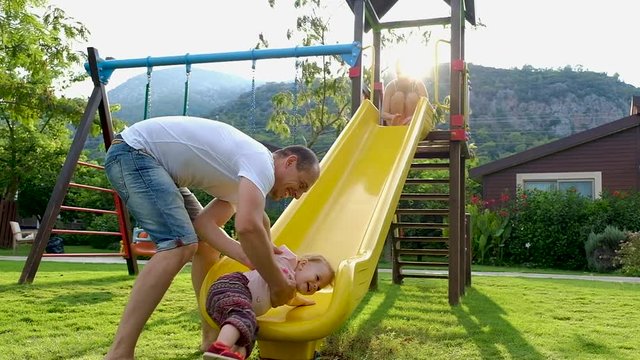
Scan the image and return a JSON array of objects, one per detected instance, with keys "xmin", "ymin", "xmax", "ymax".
[{"xmin": 269, "ymin": 275, "xmax": 296, "ymax": 307}]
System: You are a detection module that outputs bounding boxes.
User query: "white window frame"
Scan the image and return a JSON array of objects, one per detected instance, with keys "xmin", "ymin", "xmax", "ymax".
[{"xmin": 516, "ymin": 171, "xmax": 602, "ymax": 199}]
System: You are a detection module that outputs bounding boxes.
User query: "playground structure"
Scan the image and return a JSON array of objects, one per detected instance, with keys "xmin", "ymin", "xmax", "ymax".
[{"xmin": 18, "ymin": 1, "xmax": 475, "ymax": 359}]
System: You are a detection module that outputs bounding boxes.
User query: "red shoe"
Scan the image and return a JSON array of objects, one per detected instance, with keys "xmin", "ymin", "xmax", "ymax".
[{"xmin": 203, "ymin": 341, "xmax": 245, "ymax": 360}]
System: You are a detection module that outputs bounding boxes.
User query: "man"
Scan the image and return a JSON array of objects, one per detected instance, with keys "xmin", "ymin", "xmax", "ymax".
[{"xmin": 103, "ymin": 116, "xmax": 320, "ymax": 360}]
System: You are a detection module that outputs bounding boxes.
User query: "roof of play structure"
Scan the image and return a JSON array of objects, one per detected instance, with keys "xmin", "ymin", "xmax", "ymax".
[{"xmin": 345, "ymin": 0, "xmax": 476, "ymax": 31}]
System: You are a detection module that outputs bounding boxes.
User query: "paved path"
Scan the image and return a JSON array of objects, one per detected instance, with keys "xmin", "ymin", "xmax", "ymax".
[
  {"xmin": 380, "ymin": 268, "xmax": 640, "ymax": 284},
  {"xmin": 2, "ymin": 256, "xmax": 639, "ymax": 283},
  {"xmin": 0, "ymin": 255, "xmax": 148, "ymax": 265}
]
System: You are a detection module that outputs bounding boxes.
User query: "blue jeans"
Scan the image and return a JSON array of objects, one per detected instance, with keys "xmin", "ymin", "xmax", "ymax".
[{"xmin": 104, "ymin": 141, "xmax": 199, "ymax": 251}]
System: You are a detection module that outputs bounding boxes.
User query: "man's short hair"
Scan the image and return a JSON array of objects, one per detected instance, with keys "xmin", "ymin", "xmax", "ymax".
[{"xmin": 274, "ymin": 145, "xmax": 319, "ymax": 172}]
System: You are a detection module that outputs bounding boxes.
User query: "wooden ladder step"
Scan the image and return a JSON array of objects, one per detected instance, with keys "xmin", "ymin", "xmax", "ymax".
[
  {"xmin": 411, "ymin": 163, "xmax": 450, "ymax": 170},
  {"xmin": 414, "ymin": 145, "xmax": 450, "ymax": 159},
  {"xmin": 400, "ymin": 193, "xmax": 449, "ymax": 201},
  {"xmin": 424, "ymin": 130, "xmax": 451, "ymax": 141},
  {"xmin": 392, "ymin": 222, "xmax": 448, "ymax": 229},
  {"xmin": 401, "ymin": 273, "xmax": 449, "ymax": 279},
  {"xmin": 395, "ymin": 208, "xmax": 449, "ymax": 216},
  {"xmin": 397, "ymin": 260, "xmax": 449, "ymax": 267},
  {"xmin": 396, "ymin": 248, "xmax": 449, "ymax": 256},
  {"xmin": 404, "ymin": 178, "xmax": 449, "ymax": 184},
  {"xmin": 394, "ymin": 236, "xmax": 449, "ymax": 243}
]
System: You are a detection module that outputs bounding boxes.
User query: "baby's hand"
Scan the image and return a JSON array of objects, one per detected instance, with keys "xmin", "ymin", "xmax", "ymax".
[
  {"xmin": 272, "ymin": 244, "xmax": 283, "ymax": 255},
  {"xmin": 287, "ymin": 294, "xmax": 316, "ymax": 307},
  {"xmin": 388, "ymin": 113, "xmax": 404, "ymax": 126}
]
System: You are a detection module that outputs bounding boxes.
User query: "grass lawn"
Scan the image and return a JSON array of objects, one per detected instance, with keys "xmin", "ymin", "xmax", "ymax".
[{"xmin": 1, "ymin": 260, "xmax": 639, "ymax": 360}]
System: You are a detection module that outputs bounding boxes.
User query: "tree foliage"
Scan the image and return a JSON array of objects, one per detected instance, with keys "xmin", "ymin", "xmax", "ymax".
[
  {"xmin": 263, "ymin": 0, "xmax": 352, "ymax": 155},
  {"xmin": 0, "ymin": 0, "xmax": 89, "ymax": 213}
]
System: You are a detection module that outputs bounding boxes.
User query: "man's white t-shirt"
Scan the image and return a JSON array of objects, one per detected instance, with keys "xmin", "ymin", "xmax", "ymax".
[{"xmin": 120, "ymin": 116, "xmax": 275, "ymax": 204}]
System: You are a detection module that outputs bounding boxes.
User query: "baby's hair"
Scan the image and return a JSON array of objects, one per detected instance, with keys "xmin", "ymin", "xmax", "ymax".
[{"xmin": 300, "ymin": 254, "xmax": 336, "ymax": 287}]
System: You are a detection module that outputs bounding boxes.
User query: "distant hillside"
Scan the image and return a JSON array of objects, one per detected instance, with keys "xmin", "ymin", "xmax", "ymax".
[
  {"xmin": 102, "ymin": 64, "xmax": 639, "ymax": 163},
  {"xmin": 429, "ymin": 64, "xmax": 638, "ymax": 162},
  {"xmin": 107, "ymin": 67, "xmax": 257, "ymax": 122}
]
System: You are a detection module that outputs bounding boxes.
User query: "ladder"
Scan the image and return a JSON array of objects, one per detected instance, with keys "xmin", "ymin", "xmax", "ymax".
[{"xmin": 390, "ymin": 130, "xmax": 472, "ymax": 305}]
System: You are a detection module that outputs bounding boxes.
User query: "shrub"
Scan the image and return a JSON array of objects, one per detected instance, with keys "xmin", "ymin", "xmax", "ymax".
[
  {"xmin": 508, "ymin": 189, "xmax": 591, "ymax": 270},
  {"xmin": 584, "ymin": 225, "xmax": 625, "ymax": 272},
  {"xmin": 87, "ymin": 215, "xmax": 120, "ymax": 249},
  {"xmin": 467, "ymin": 193, "xmax": 513, "ymax": 265},
  {"xmin": 617, "ymin": 232, "xmax": 640, "ymax": 276}
]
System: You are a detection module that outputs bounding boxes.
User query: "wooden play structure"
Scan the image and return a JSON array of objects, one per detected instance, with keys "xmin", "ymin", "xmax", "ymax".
[
  {"xmin": 18, "ymin": 1, "xmax": 475, "ymax": 359},
  {"xmin": 347, "ymin": 0, "xmax": 475, "ymax": 306}
]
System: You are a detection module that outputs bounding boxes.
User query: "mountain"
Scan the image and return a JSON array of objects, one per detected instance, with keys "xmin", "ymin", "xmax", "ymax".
[
  {"xmin": 103, "ymin": 64, "xmax": 639, "ymax": 163},
  {"xmin": 427, "ymin": 64, "xmax": 638, "ymax": 162},
  {"xmin": 107, "ymin": 67, "xmax": 258, "ymax": 122}
]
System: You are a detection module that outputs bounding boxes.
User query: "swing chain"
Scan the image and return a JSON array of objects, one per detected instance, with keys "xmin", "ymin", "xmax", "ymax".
[
  {"xmin": 143, "ymin": 62, "xmax": 153, "ymax": 120},
  {"xmin": 250, "ymin": 59, "xmax": 257, "ymax": 135},
  {"xmin": 183, "ymin": 59, "xmax": 192, "ymax": 116},
  {"xmin": 291, "ymin": 59, "xmax": 301, "ymax": 144}
]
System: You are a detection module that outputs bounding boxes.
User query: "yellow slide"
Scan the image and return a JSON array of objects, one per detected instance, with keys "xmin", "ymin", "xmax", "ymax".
[{"xmin": 199, "ymin": 98, "xmax": 435, "ymax": 360}]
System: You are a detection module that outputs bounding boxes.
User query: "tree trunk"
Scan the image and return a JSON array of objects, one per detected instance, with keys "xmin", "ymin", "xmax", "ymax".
[{"xmin": 0, "ymin": 198, "xmax": 17, "ymax": 248}]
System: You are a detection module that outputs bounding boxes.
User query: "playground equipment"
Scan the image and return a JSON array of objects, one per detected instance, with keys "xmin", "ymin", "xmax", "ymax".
[
  {"xmin": 18, "ymin": 42, "xmax": 361, "ymax": 284},
  {"xmin": 199, "ymin": 98, "xmax": 434, "ymax": 359},
  {"xmin": 348, "ymin": 0, "xmax": 475, "ymax": 306},
  {"xmin": 19, "ymin": 1, "xmax": 475, "ymax": 358}
]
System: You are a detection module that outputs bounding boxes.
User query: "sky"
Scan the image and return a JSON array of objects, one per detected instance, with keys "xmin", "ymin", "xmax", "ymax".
[{"xmin": 49, "ymin": 0, "xmax": 640, "ymax": 99}]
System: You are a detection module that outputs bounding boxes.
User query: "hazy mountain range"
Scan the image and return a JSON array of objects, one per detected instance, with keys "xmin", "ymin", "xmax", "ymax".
[
  {"xmin": 105, "ymin": 64, "xmax": 640, "ymax": 163},
  {"xmin": 107, "ymin": 67, "xmax": 263, "ymax": 121}
]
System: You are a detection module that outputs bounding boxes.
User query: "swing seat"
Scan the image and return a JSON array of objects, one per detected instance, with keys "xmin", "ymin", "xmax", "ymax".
[
  {"xmin": 131, "ymin": 241, "xmax": 156, "ymax": 257},
  {"xmin": 131, "ymin": 227, "xmax": 156, "ymax": 257}
]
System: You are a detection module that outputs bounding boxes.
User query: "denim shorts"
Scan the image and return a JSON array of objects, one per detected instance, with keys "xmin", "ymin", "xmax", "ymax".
[{"xmin": 104, "ymin": 141, "xmax": 201, "ymax": 252}]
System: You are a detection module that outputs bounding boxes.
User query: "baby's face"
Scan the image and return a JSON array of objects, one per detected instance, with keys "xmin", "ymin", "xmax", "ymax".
[{"xmin": 294, "ymin": 260, "xmax": 333, "ymax": 295}]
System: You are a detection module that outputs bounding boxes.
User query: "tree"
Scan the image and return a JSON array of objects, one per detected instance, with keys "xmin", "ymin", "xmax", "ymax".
[
  {"xmin": 0, "ymin": 0, "xmax": 89, "ymax": 224},
  {"xmin": 263, "ymin": 0, "xmax": 352, "ymax": 156}
]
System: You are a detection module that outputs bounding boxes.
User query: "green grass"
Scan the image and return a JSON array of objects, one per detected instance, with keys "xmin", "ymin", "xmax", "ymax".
[{"xmin": 1, "ymin": 260, "xmax": 639, "ymax": 360}]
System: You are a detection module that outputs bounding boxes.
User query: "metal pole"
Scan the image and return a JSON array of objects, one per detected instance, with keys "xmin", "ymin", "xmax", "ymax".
[
  {"xmin": 351, "ymin": 0, "xmax": 365, "ymax": 116},
  {"xmin": 85, "ymin": 43, "xmax": 361, "ymax": 84}
]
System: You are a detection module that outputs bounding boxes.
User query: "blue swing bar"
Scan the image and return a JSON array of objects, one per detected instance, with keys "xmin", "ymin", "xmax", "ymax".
[{"xmin": 85, "ymin": 42, "xmax": 362, "ymax": 84}]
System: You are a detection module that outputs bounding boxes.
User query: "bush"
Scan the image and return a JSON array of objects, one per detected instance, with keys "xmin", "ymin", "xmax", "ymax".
[
  {"xmin": 508, "ymin": 189, "xmax": 591, "ymax": 270},
  {"xmin": 467, "ymin": 204, "xmax": 511, "ymax": 265},
  {"xmin": 617, "ymin": 232, "xmax": 640, "ymax": 276},
  {"xmin": 87, "ymin": 215, "xmax": 120, "ymax": 249},
  {"xmin": 584, "ymin": 225, "xmax": 625, "ymax": 272}
]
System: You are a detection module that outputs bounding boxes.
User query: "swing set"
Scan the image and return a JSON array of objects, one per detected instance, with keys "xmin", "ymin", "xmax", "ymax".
[{"xmin": 19, "ymin": 42, "xmax": 362, "ymax": 284}]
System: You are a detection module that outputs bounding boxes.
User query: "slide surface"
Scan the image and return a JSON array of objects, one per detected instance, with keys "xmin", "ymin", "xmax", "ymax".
[{"xmin": 199, "ymin": 98, "xmax": 434, "ymax": 357}]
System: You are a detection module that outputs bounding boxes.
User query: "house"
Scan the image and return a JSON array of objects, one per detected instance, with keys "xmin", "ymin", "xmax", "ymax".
[{"xmin": 469, "ymin": 97, "xmax": 640, "ymax": 201}]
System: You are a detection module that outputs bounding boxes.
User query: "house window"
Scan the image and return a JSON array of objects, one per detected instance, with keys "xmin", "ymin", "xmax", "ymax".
[{"xmin": 516, "ymin": 172, "xmax": 602, "ymax": 199}]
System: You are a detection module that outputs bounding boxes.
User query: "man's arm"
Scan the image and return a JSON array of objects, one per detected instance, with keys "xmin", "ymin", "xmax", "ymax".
[
  {"xmin": 236, "ymin": 178, "xmax": 295, "ymax": 306},
  {"xmin": 193, "ymin": 199, "xmax": 253, "ymax": 268}
]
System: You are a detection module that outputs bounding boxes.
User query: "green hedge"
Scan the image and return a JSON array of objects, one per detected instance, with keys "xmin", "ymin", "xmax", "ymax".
[{"xmin": 469, "ymin": 189, "xmax": 640, "ymax": 271}]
